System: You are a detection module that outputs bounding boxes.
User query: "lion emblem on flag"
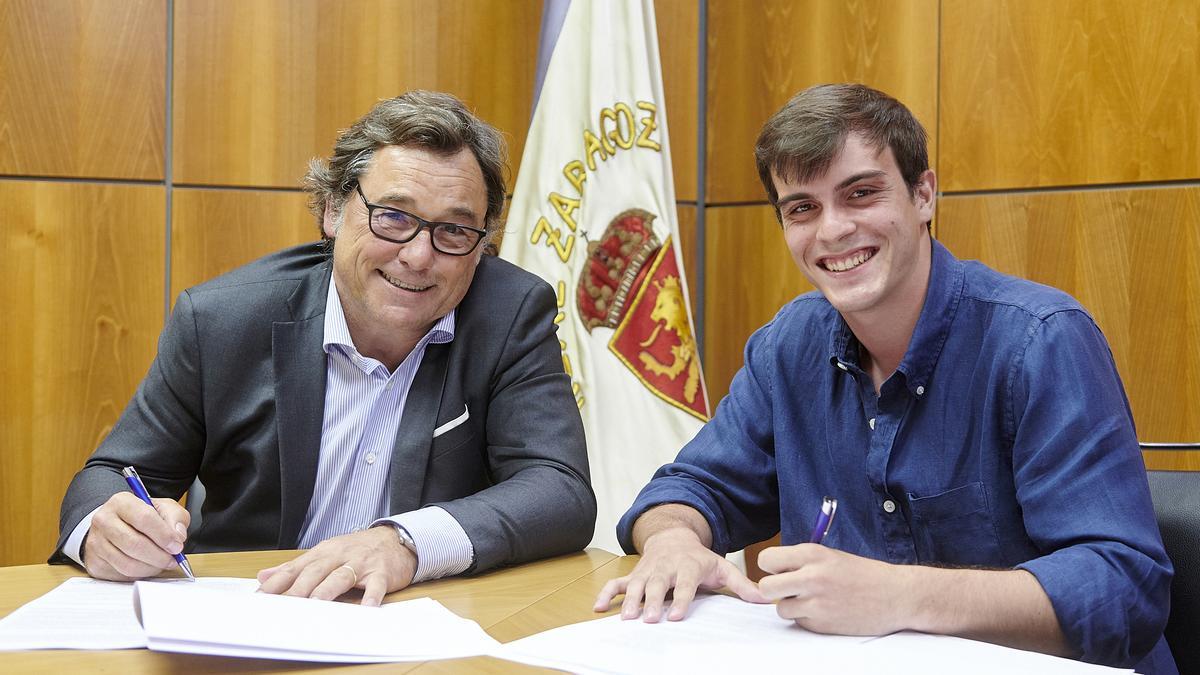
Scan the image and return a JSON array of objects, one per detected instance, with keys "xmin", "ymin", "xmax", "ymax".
[{"xmin": 576, "ymin": 209, "xmax": 708, "ymax": 420}]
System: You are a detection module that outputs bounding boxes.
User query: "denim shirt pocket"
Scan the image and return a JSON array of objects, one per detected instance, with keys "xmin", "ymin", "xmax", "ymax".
[{"xmin": 907, "ymin": 482, "xmax": 1003, "ymax": 566}]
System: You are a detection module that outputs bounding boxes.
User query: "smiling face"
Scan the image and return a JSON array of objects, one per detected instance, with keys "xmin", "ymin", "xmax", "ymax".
[
  {"xmin": 773, "ymin": 132, "xmax": 936, "ymax": 328},
  {"xmin": 324, "ymin": 144, "xmax": 488, "ymax": 366}
]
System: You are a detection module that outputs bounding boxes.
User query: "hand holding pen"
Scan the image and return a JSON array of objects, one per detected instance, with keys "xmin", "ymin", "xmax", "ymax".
[
  {"xmin": 78, "ymin": 468, "xmax": 194, "ymax": 582},
  {"xmin": 121, "ymin": 467, "xmax": 196, "ymax": 580}
]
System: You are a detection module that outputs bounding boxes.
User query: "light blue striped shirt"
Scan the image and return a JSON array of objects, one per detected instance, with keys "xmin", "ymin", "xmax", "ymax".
[{"xmin": 296, "ymin": 279, "xmax": 474, "ymax": 582}]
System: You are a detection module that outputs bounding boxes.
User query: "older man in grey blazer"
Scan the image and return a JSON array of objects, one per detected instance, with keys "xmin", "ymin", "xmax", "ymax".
[{"xmin": 52, "ymin": 91, "xmax": 595, "ymax": 606}]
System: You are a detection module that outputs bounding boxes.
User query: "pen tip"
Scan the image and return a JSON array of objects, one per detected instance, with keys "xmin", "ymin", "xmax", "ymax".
[{"xmin": 180, "ymin": 560, "xmax": 196, "ymax": 581}]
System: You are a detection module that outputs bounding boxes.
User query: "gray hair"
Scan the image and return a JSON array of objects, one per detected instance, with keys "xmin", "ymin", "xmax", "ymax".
[
  {"xmin": 755, "ymin": 84, "xmax": 929, "ymax": 216},
  {"xmin": 304, "ymin": 90, "xmax": 508, "ymax": 240}
]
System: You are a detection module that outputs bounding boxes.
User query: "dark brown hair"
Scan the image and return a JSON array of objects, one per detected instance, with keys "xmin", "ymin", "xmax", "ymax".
[{"xmin": 755, "ymin": 83, "xmax": 928, "ymax": 213}]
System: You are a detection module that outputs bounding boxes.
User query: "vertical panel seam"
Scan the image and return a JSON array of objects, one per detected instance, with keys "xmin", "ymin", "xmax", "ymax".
[
  {"xmin": 695, "ymin": 0, "xmax": 708, "ymax": 365},
  {"xmin": 163, "ymin": 0, "xmax": 175, "ymax": 324}
]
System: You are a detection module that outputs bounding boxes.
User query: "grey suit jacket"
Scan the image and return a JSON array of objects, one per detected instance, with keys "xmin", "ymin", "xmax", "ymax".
[{"xmin": 52, "ymin": 243, "xmax": 595, "ymax": 573}]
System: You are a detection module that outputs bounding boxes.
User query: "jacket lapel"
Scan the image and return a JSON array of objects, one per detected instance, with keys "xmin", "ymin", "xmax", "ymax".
[
  {"xmin": 389, "ymin": 341, "xmax": 450, "ymax": 513},
  {"xmin": 274, "ymin": 263, "xmax": 331, "ymax": 548}
]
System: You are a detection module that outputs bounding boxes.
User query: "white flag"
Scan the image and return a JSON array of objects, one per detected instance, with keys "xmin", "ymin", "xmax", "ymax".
[{"xmin": 501, "ymin": 0, "xmax": 709, "ymax": 553}]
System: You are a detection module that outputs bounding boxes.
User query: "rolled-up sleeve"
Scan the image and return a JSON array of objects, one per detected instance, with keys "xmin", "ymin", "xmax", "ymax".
[{"xmin": 1010, "ymin": 309, "xmax": 1172, "ymax": 667}]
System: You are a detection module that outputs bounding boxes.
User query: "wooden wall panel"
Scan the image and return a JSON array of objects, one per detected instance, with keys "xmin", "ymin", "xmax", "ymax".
[
  {"xmin": 0, "ymin": 182, "xmax": 164, "ymax": 567},
  {"xmin": 675, "ymin": 204, "xmax": 698, "ymax": 312},
  {"xmin": 0, "ymin": 0, "xmax": 165, "ymax": 179},
  {"xmin": 654, "ymin": 0, "xmax": 699, "ymax": 201},
  {"xmin": 703, "ymin": 205, "xmax": 814, "ymax": 403},
  {"xmin": 937, "ymin": 187, "xmax": 1200, "ymax": 443},
  {"xmin": 1143, "ymin": 451, "xmax": 1200, "ymax": 472},
  {"xmin": 940, "ymin": 0, "xmax": 1200, "ymax": 192},
  {"xmin": 172, "ymin": 0, "xmax": 541, "ymax": 189},
  {"xmin": 706, "ymin": 0, "xmax": 939, "ymax": 204},
  {"xmin": 171, "ymin": 189, "xmax": 316, "ymax": 298}
]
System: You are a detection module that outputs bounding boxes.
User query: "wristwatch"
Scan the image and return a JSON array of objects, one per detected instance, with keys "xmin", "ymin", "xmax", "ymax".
[{"xmin": 392, "ymin": 524, "xmax": 418, "ymax": 556}]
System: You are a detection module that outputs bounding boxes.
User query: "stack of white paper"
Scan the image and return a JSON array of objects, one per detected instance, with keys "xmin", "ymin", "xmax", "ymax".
[
  {"xmin": 133, "ymin": 581, "xmax": 499, "ymax": 662},
  {"xmin": 0, "ymin": 576, "xmax": 498, "ymax": 664},
  {"xmin": 0, "ymin": 577, "xmax": 259, "ymax": 650}
]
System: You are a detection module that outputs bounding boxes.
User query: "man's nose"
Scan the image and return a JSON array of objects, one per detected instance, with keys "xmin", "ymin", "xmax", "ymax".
[
  {"xmin": 816, "ymin": 206, "xmax": 856, "ymax": 243},
  {"xmin": 396, "ymin": 229, "xmax": 437, "ymax": 269}
]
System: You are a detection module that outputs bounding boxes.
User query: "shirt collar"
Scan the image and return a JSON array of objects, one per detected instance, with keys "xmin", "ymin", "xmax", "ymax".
[
  {"xmin": 322, "ymin": 277, "xmax": 455, "ymax": 362},
  {"xmin": 828, "ymin": 239, "xmax": 965, "ymax": 396}
]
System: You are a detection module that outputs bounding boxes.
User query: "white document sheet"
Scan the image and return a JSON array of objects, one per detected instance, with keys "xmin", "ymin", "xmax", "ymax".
[
  {"xmin": 495, "ymin": 594, "xmax": 873, "ymax": 674},
  {"xmin": 133, "ymin": 581, "xmax": 500, "ymax": 662},
  {"xmin": 493, "ymin": 594, "xmax": 1133, "ymax": 675},
  {"xmin": 858, "ymin": 631, "xmax": 1133, "ymax": 675},
  {"xmin": 0, "ymin": 576, "xmax": 258, "ymax": 651}
]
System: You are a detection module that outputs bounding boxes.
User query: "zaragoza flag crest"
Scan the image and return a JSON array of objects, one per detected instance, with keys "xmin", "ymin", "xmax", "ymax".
[{"xmin": 501, "ymin": 0, "xmax": 709, "ymax": 553}]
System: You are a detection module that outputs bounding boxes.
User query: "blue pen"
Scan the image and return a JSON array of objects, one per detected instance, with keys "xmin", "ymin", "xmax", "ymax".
[
  {"xmin": 809, "ymin": 496, "xmax": 838, "ymax": 544},
  {"xmin": 121, "ymin": 466, "xmax": 196, "ymax": 581}
]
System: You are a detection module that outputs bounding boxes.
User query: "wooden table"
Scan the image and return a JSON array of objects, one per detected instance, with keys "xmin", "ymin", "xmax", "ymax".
[{"xmin": 0, "ymin": 549, "xmax": 641, "ymax": 673}]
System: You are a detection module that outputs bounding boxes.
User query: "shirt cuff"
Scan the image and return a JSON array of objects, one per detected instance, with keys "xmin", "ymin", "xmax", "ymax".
[
  {"xmin": 372, "ymin": 506, "xmax": 474, "ymax": 583},
  {"xmin": 63, "ymin": 506, "xmax": 102, "ymax": 568}
]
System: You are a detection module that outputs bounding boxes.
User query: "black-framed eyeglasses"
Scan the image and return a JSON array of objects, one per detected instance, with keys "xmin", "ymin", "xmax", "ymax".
[{"xmin": 355, "ymin": 184, "xmax": 487, "ymax": 256}]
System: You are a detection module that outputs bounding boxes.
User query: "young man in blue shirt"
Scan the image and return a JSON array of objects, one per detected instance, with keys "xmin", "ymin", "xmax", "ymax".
[{"xmin": 595, "ymin": 84, "xmax": 1175, "ymax": 673}]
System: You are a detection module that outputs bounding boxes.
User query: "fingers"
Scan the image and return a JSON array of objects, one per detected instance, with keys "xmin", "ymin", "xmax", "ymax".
[
  {"xmin": 114, "ymin": 494, "xmax": 184, "ymax": 556},
  {"xmin": 256, "ymin": 554, "xmax": 338, "ymax": 598},
  {"xmin": 361, "ymin": 573, "xmax": 388, "ymax": 607},
  {"xmin": 593, "ymin": 577, "xmax": 628, "ymax": 612},
  {"xmin": 256, "ymin": 529, "xmax": 415, "ymax": 604},
  {"xmin": 151, "ymin": 497, "xmax": 191, "ymax": 543},
  {"xmin": 723, "ymin": 564, "xmax": 769, "ymax": 604},
  {"xmin": 85, "ymin": 529, "xmax": 172, "ymax": 581},
  {"xmin": 666, "ymin": 573, "xmax": 698, "ymax": 621},
  {"xmin": 85, "ymin": 493, "xmax": 184, "ymax": 580},
  {"xmin": 620, "ymin": 576, "xmax": 648, "ymax": 619},
  {"xmin": 640, "ymin": 576, "xmax": 671, "ymax": 623},
  {"xmin": 310, "ymin": 564, "xmax": 359, "ymax": 602},
  {"xmin": 756, "ymin": 543, "xmax": 812, "ymax": 575}
]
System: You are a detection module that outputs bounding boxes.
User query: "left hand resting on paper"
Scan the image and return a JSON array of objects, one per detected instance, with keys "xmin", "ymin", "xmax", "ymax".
[{"xmin": 256, "ymin": 526, "xmax": 416, "ymax": 606}]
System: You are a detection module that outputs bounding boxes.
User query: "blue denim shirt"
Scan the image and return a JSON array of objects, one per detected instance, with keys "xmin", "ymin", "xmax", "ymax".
[{"xmin": 619, "ymin": 240, "xmax": 1175, "ymax": 673}]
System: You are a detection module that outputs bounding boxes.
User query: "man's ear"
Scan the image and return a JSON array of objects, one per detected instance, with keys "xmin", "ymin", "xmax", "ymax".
[
  {"xmin": 914, "ymin": 169, "xmax": 937, "ymax": 223},
  {"xmin": 321, "ymin": 201, "xmax": 339, "ymax": 239}
]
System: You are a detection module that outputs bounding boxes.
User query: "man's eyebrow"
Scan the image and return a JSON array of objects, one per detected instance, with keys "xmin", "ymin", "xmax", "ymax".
[
  {"xmin": 836, "ymin": 170, "xmax": 888, "ymax": 191},
  {"xmin": 776, "ymin": 170, "xmax": 890, "ymax": 206},
  {"xmin": 374, "ymin": 192, "xmax": 480, "ymax": 223}
]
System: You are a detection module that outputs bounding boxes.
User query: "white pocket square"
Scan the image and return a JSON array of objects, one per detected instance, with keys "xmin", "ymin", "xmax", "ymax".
[{"xmin": 433, "ymin": 404, "xmax": 469, "ymax": 438}]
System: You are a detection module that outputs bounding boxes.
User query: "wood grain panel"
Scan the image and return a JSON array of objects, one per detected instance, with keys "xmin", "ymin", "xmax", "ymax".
[
  {"xmin": 703, "ymin": 205, "xmax": 814, "ymax": 403},
  {"xmin": 937, "ymin": 187, "xmax": 1200, "ymax": 443},
  {"xmin": 675, "ymin": 204, "xmax": 698, "ymax": 311},
  {"xmin": 706, "ymin": 0, "xmax": 939, "ymax": 204},
  {"xmin": 654, "ymin": 0, "xmax": 699, "ymax": 201},
  {"xmin": 173, "ymin": 0, "xmax": 540, "ymax": 188},
  {"xmin": 0, "ymin": 182, "xmax": 164, "ymax": 567},
  {"xmin": 171, "ymin": 189, "xmax": 316, "ymax": 298},
  {"xmin": 1143, "ymin": 451, "xmax": 1200, "ymax": 472},
  {"xmin": 940, "ymin": 0, "xmax": 1200, "ymax": 191},
  {"xmin": 0, "ymin": 0, "xmax": 165, "ymax": 179}
]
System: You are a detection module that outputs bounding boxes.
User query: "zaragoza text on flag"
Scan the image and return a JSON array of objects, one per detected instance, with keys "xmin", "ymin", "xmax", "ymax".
[{"xmin": 501, "ymin": 0, "xmax": 710, "ymax": 553}]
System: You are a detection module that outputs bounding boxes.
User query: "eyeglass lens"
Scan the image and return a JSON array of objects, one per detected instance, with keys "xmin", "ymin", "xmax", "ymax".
[{"xmin": 371, "ymin": 210, "xmax": 479, "ymax": 254}]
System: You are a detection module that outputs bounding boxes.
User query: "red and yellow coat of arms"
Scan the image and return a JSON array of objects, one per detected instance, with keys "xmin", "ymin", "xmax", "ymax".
[{"xmin": 576, "ymin": 209, "xmax": 708, "ymax": 420}]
